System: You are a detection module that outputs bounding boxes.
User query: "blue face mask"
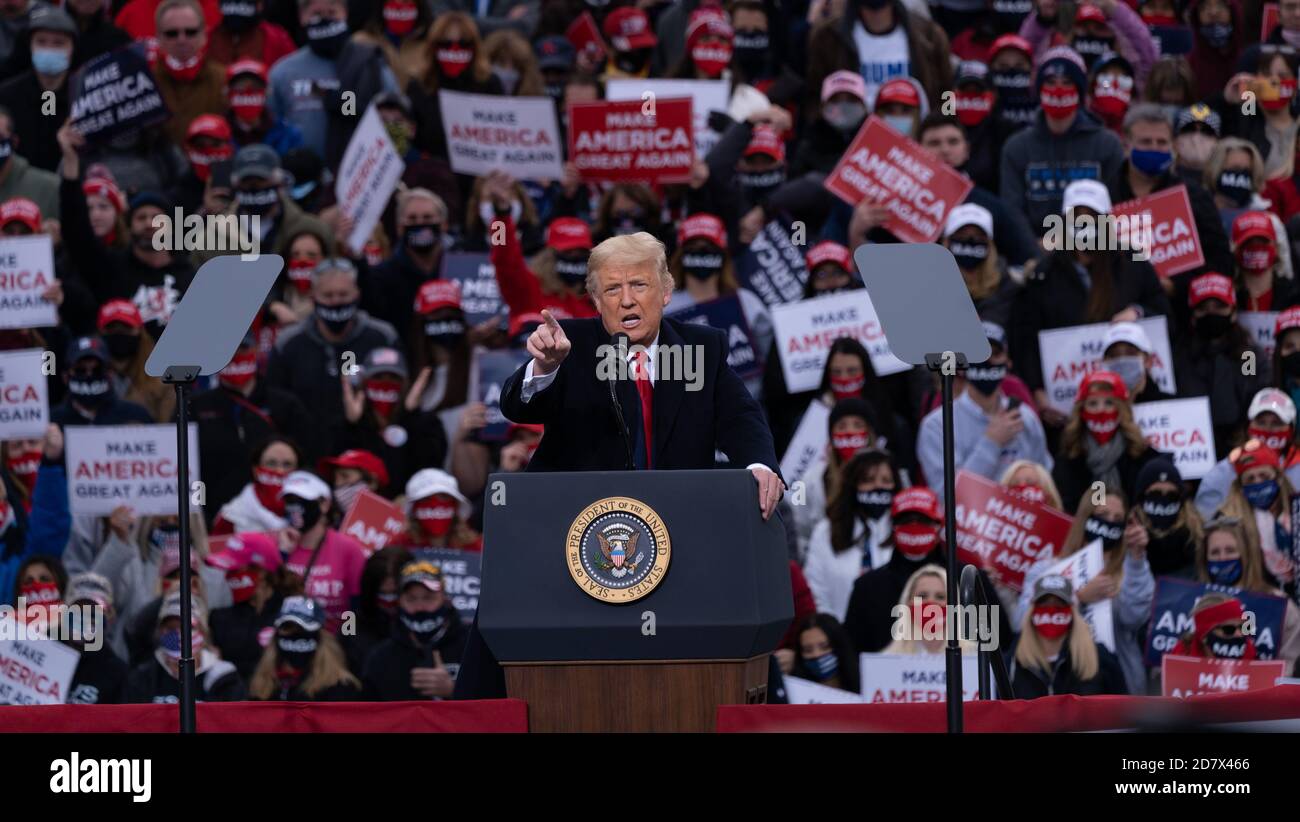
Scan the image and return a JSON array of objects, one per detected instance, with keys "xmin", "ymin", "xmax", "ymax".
[
  {"xmin": 805, "ymin": 651, "xmax": 839, "ymax": 681},
  {"xmin": 1243, "ymin": 479, "xmax": 1280, "ymax": 510},
  {"xmin": 32, "ymin": 48, "xmax": 70, "ymax": 76},
  {"xmin": 1130, "ymin": 148, "xmax": 1173, "ymax": 177},
  {"xmin": 1207, "ymin": 558, "xmax": 1243, "ymax": 585}
]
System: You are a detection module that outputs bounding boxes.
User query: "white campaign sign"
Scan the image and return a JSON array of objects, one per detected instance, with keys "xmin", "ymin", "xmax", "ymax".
[
  {"xmin": 0, "ymin": 235, "xmax": 58, "ymax": 329},
  {"xmin": 771, "ymin": 290, "xmax": 910, "ymax": 393},
  {"xmin": 335, "ymin": 103, "xmax": 405, "ymax": 255},
  {"xmin": 1133, "ymin": 396, "xmax": 1216, "ymax": 479},
  {"xmin": 859, "ymin": 653, "xmax": 982, "ymax": 703},
  {"xmin": 780, "ymin": 401, "xmax": 831, "ymax": 486},
  {"xmin": 783, "ymin": 675, "xmax": 865, "ymax": 704},
  {"xmin": 439, "ymin": 90, "xmax": 563, "ymax": 180},
  {"xmin": 0, "ymin": 619, "xmax": 80, "ymax": 705},
  {"xmin": 1038, "ymin": 317, "xmax": 1175, "ymax": 414},
  {"xmin": 65, "ymin": 424, "xmax": 199, "ymax": 516},
  {"xmin": 605, "ymin": 78, "xmax": 729, "ymax": 158},
  {"xmin": 1238, "ymin": 311, "xmax": 1277, "ymax": 361},
  {"xmin": 0, "ymin": 348, "xmax": 48, "ymax": 439},
  {"xmin": 1044, "ymin": 539, "xmax": 1115, "ymax": 651}
]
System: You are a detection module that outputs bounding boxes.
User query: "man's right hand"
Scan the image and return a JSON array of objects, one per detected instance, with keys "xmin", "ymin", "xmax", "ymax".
[
  {"xmin": 527, "ymin": 309, "xmax": 571, "ymax": 376},
  {"xmin": 985, "ymin": 406, "xmax": 1024, "ymax": 446}
]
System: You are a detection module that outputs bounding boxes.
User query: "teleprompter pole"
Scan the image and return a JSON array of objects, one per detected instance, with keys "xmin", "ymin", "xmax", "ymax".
[
  {"xmin": 164, "ymin": 367, "xmax": 199, "ymax": 734},
  {"xmin": 926, "ymin": 352, "xmax": 965, "ymax": 734}
]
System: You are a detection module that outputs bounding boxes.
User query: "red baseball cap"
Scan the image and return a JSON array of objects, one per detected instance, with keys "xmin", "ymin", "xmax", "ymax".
[
  {"xmin": 508, "ymin": 310, "xmax": 546, "ymax": 340},
  {"xmin": 97, "ymin": 299, "xmax": 143, "ymax": 332},
  {"xmin": 414, "ymin": 279, "xmax": 462, "ymax": 315},
  {"xmin": 603, "ymin": 6, "xmax": 656, "ymax": 51},
  {"xmin": 743, "ymin": 125, "xmax": 785, "ymax": 161},
  {"xmin": 1078, "ymin": 369, "xmax": 1130, "ymax": 402},
  {"xmin": 686, "ymin": 7, "xmax": 732, "ymax": 47},
  {"xmin": 1231, "ymin": 438, "xmax": 1281, "ymax": 476},
  {"xmin": 226, "ymin": 58, "xmax": 268, "ymax": 84},
  {"xmin": 546, "ymin": 217, "xmax": 592, "ymax": 252},
  {"xmin": 83, "ymin": 178, "xmax": 125, "ymax": 214},
  {"xmin": 206, "ymin": 533, "xmax": 282, "ymax": 572},
  {"xmin": 186, "ymin": 113, "xmax": 231, "ymax": 143},
  {"xmin": 1277, "ymin": 305, "xmax": 1300, "ymax": 337},
  {"xmin": 0, "ymin": 197, "xmax": 41, "ymax": 232},
  {"xmin": 990, "ymin": 33, "xmax": 1033, "ymax": 59},
  {"xmin": 892, "ymin": 487, "xmax": 943, "ymax": 522},
  {"xmin": 805, "ymin": 240, "xmax": 852, "ymax": 272},
  {"xmin": 677, "ymin": 213, "xmax": 727, "ymax": 248},
  {"xmin": 876, "ymin": 78, "xmax": 921, "ymax": 108},
  {"xmin": 1075, "ymin": 4, "xmax": 1108, "ymax": 24},
  {"xmin": 1231, "ymin": 210, "xmax": 1274, "ymax": 247},
  {"xmin": 318, "ymin": 449, "xmax": 389, "ymax": 489},
  {"xmin": 1188, "ymin": 272, "xmax": 1236, "ymax": 308}
]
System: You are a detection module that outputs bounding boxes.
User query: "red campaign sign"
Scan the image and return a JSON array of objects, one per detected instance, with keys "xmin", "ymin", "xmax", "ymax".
[
  {"xmin": 1263, "ymin": 3, "xmax": 1280, "ymax": 40},
  {"xmin": 1111, "ymin": 185, "xmax": 1204, "ymax": 278},
  {"xmin": 567, "ymin": 98, "xmax": 695, "ymax": 184},
  {"xmin": 1161, "ymin": 655, "xmax": 1285, "ymax": 698},
  {"xmin": 339, "ymin": 490, "xmax": 406, "ymax": 555},
  {"xmin": 565, "ymin": 12, "xmax": 607, "ymax": 64},
  {"xmin": 953, "ymin": 471, "xmax": 1073, "ymax": 592},
  {"xmin": 823, "ymin": 116, "xmax": 973, "ymax": 243}
]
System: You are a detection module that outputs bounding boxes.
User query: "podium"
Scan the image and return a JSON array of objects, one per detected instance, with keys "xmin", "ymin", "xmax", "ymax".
[{"xmin": 478, "ymin": 469, "xmax": 793, "ymax": 732}]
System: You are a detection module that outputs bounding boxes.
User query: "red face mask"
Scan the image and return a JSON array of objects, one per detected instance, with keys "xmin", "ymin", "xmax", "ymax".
[
  {"xmin": 832, "ymin": 431, "xmax": 869, "ymax": 462},
  {"xmin": 1008, "ymin": 483, "xmax": 1047, "ymax": 505},
  {"xmin": 1082, "ymin": 406, "xmax": 1120, "ymax": 444},
  {"xmin": 1249, "ymin": 425, "xmax": 1292, "ymax": 454},
  {"xmin": 377, "ymin": 591, "xmax": 399, "ymax": 614},
  {"xmin": 287, "ymin": 259, "xmax": 316, "ymax": 294},
  {"xmin": 6, "ymin": 447, "xmax": 40, "ymax": 496},
  {"xmin": 365, "ymin": 378, "xmax": 403, "ymax": 419},
  {"xmin": 226, "ymin": 567, "xmax": 259, "ymax": 604},
  {"xmin": 188, "ymin": 144, "xmax": 234, "ymax": 182},
  {"xmin": 20, "ymin": 579, "xmax": 61, "ymax": 625},
  {"xmin": 955, "ymin": 91, "xmax": 994, "ymax": 127},
  {"xmin": 219, "ymin": 348, "xmax": 259, "ymax": 390},
  {"xmin": 163, "ymin": 51, "xmax": 205, "ymax": 82},
  {"xmin": 1239, "ymin": 243, "xmax": 1278, "ymax": 274},
  {"xmin": 830, "ymin": 374, "xmax": 865, "ymax": 400},
  {"xmin": 253, "ymin": 466, "xmax": 288, "ymax": 515},
  {"xmin": 691, "ymin": 42, "xmax": 733, "ymax": 77},
  {"xmin": 893, "ymin": 522, "xmax": 940, "ymax": 559},
  {"xmin": 1031, "ymin": 603, "xmax": 1073, "ymax": 639},
  {"xmin": 383, "ymin": 0, "xmax": 418, "ymax": 36},
  {"xmin": 1040, "ymin": 86, "xmax": 1080, "ymax": 119},
  {"xmin": 1261, "ymin": 77, "xmax": 1297, "ymax": 111},
  {"xmin": 910, "ymin": 599, "xmax": 945, "ymax": 637},
  {"xmin": 1089, "ymin": 81, "xmax": 1131, "ymax": 128},
  {"xmin": 437, "ymin": 46, "xmax": 474, "ymax": 79},
  {"xmin": 229, "ymin": 90, "xmax": 266, "ymax": 124},
  {"xmin": 413, "ymin": 497, "xmax": 456, "ymax": 539}
]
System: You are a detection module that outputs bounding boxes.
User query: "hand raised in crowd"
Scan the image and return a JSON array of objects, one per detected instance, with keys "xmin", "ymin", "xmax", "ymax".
[
  {"xmin": 561, "ymin": 162, "xmax": 582, "ymax": 198},
  {"xmin": 458, "ymin": 402, "xmax": 488, "ymax": 440},
  {"xmin": 689, "ymin": 161, "xmax": 709, "ymax": 190},
  {"xmin": 1077, "ymin": 573, "xmax": 1119, "ymax": 604},
  {"xmin": 1264, "ymin": 550, "xmax": 1296, "ymax": 585},
  {"xmin": 56, "ymin": 121, "xmax": 84, "ymax": 179},
  {"xmin": 42, "ymin": 280, "xmax": 63, "ymax": 307},
  {"xmin": 277, "ymin": 526, "xmax": 302, "ymax": 555},
  {"xmin": 482, "ymin": 169, "xmax": 515, "ymax": 209},
  {"xmin": 341, "ymin": 373, "xmax": 366, "ymax": 424},
  {"xmin": 42, "ymin": 423, "xmax": 62, "ymax": 462},
  {"xmin": 849, "ymin": 197, "xmax": 891, "ymax": 247},
  {"xmin": 108, "ymin": 505, "xmax": 136, "ymax": 542},
  {"xmin": 527, "ymin": 309, "xmax": 571, "ymax": 375},
  {"xmin": 268, "ymin": 301, "xmax": 298, "ymax": 326},
  {"xmin": 41, "ymin": 220, "xmax": 61, "ymax": 249},
  {"xmin": 468, "ymin": 315, "xmax": 503, "ymax": 347},
  {"xmin": 500, "ymin": 439, "xmax": 532, "ymax": 472},
  {"xmin": 411, "ymin": 650, "xmax": 454, "ymax": 698},
  {"xmin": 1110, "ymin": 307, "xmax": 1139, "ymax": 324},
  {"xmin": 1034, "ymin": 389, "xmax": 1068, "ymax": 428},
  {"xmin": 749, "ymin": 105, "xmax": 793, "ymax": 134},
  {"xmin": 985, "ymin": 405, "xmax": 1024, "ymax": 446},
  {"xmin": 1122, "ymin": 516, "xmax": 1148, "ymax": 559},
  {"xmin": 405, "ymin": 366, "xmax": 433, "ymax": 412},
  {"xmin": 738, "ymin": 207, "xmax": 765, "ymax": 244},
  {"xmin": 774, "ymin": 648, "xmax": 795, "ymax": 674},
  {"xmin": 1224, "ymin": 72, "xmax": 1254, "ymax": 104}
]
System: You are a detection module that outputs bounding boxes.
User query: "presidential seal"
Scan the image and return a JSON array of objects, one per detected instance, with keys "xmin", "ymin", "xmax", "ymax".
[{"xmin": 566, "ymin": 496, "xmax": 671, "ymax": 603}]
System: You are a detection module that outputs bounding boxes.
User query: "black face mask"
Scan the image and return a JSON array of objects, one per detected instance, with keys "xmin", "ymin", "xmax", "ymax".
[
  {"xmin": 737, "ymin": 167, "xmax": 785, "ymax": 203},
  {"xmin": 316, "ymin": 300, "xmax": 358, "ymax": 334},
  {"xmin": 965, "ymin": 363, "xmax": 1006, "ymax": 396},
  {"xmin": 425, "ymin": 317, "xmax": 466, "ymax": 348},
  {"xmin": 554, "ymin": 255, "xmax": 588, "ymax": 286},
  {"xmin": 277, "ymin": 633, "xmax": 319, "ymax": 670},
  {"xmin": 856, "ymin": 489, "xmax": 892, "ymax": 520},
  {"xmin": 1146, "ymin": 527, "xmax": 1192, "ymax": 576},
  {"xmin": 282, "ymin": 495, "xmax": 323, "ymax": 532},
  {"xmin": 236, "ymin": 186, "xmax": 279, "ymax": 216},
  {"xmin": 1195, "ymin": 313, "xmax": 1232, "ymax": 341},
  {"xmin": 682, "ymin": 252, "xmax": 723, "ymax": 281},
  {"xmin": 950, "ymin": 240, "xmax": 989, "ymax": 271},
  {"xmin": 1141, "ymin": 492, "xmax": 1182, "ymax": 532},
  {"xmin": 399, "ymin": 604, "xmax": 453, "ymax": 646},
  {"xmin": 403, "ymin": 223, "xmax": 440, "ymax": 252},
  {"xmin": 1217, "ymin": 170, "xmax": 1253, "ymax": 207},
  {"xmin": 614, "ymin": 48, "xmax": 652, "ymax": 75},
  {"xmin": 992, "ymin": 0, "xmax": 1033, "ymax": 32},
  {"xmin": 1207, "ymin": 634, "xmax": 1249, "ymax": 658},
  {"xmin": 68, "ymin": 372, "xmax": 113, "ymax": 408},
  {"xmin": 132, "ymin": 231, "xmax": 156, "ymax": 252},
  {"xmin": 220, "ymin": 0, "xmax": 259, "ymax": 32},
  {"xmin": 1084, "ymin": 515, "xmax": 1124, "ymax": 550},
  {"xmin": 991, "ymin": 70, "xmax": 1037, "ymax": 124},
  {"xmin": 611, "ymin": 210, "xmax": 646, "ymax": 236},
  {"xmin": 305, "ymin": 17, "xmax": 349, "ymax": 58},
  {"xmin": 733, "ymin": 29, "xmax": 771, "ymax": 78},
  {"xmin": 1283, "ymin": 351, "xmax": 1300, "ymax": 378},
  {"xmin": 103, "ymin": 332, "xmax": 140, "ymax": 361},
  {"xmin": 0, "ymin": 137, "xmax": 11, "ymax": 171}
]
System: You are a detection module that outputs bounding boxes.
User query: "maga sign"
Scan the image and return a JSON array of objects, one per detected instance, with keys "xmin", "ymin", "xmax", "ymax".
[
  {"xmin": 771, "ymin": 289, "xmax": 909, "ymax": 393},
  {"xmin": 954, "ymin": 470, "xmax": 1072, "ymax": 592}
]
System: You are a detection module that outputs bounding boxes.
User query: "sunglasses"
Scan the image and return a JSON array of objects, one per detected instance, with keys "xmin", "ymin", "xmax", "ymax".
[
  {"xmin": 161, "ymin": 26, "xmax": 202, "ymax": 39},
  {"xmin": 1211, "ymin": 623, "xmax": 1243, "ymax": 638}
]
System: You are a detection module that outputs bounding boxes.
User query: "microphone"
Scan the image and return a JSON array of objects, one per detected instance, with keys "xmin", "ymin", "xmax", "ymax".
[{"xmin": 608, "ymin": 331, "xmax": 634, "ymax": 470}]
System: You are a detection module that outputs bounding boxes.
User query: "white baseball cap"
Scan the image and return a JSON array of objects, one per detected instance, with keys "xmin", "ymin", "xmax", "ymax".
[
  {"xmin": 944, "ymin": 203, "xmax": 994, "ymax": 240},
  {"xmin": 280, "ymin": 470, "xmax": 332, "ymax": 502},
  {"xmin": 405, "ymin": 468, "xmax": 471, "ymax": 519},
  {"xmin": 1248, "ymin": 387, "xmax": 1297, "ymax": 425},
  {"xmin": 1062, "ymin": 179, "xmax": 1112, "ymax": 215},
  {"xmin": 1102, "ymin": 321, "xmax": 1152, "ymax": 355}
]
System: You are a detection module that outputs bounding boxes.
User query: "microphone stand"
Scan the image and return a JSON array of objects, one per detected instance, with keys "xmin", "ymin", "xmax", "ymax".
[{"xmin": 609, "ymin": 332, "xmax": 634, "ymax": 470}]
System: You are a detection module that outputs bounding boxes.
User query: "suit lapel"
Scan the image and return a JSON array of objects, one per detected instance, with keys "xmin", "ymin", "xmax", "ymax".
[{"xmin": 652, "ymin": 319, "xmax": 686, "ymax": 464}]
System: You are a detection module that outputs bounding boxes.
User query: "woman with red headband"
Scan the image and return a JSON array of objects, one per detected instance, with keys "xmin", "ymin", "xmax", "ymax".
[{"xmin": 1052, "ymin": 370, "xmax": 1163, "ymax": 511}]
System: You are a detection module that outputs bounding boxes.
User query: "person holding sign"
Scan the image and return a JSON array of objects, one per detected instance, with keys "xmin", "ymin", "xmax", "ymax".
[
  {"xmin": 248, "ymin": 596, "xmax": 362, "ymax": 701},
  {"xmin": 1008, "ymin": 573, "xmax": 1129, "ymax": 697},
  {"xmin": 1172, "ymin": 593, "xmax": 1264, "ymax": 661},
  {"xmin": 1194, "ymin": 387, "xmax": 1300, "ymax": 519},
  {"xmin": 402, "ymin": 12, "xmax": 504, "ymax": 163},
  {"xmin": 318, "ymin": 448, "xmax": 389, "ymax": 516},
  {"xmin": 789, "ymin": 613, "xmax": 860, "ymax": 694},
  {"xmin": 1215, "ymin": 439, "xmax": 1298, "ymax": 595}
]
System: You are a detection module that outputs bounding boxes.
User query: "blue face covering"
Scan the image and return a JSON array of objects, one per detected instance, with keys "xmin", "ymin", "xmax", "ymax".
[
  {"xmin": 32, "ymin": 48, "xmax": 69, "ymax": 76},
  {"xmin": 1207, "ymin": 558, "xmax": 1243, "ymax": 585},
  {"xmin": 805, "ymin": 652, "xmax": 839, "ymax": 681},
  {"xmin": 1131, "ymin": 148, "xmax": 1173, "ymax": 176},
  {"xmin": 1243, "ymin": 479, "xmax": 1280, "ymax": 510}
]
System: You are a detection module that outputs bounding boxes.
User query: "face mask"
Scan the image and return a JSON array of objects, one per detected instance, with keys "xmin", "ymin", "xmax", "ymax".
[
  {"xmin": 910, "ymin": 600, "xmax": 946, "ymax": 637},
  {"xmin": 493, "ymin": 65, "xmax": 520, "ymax": 95},
  {"xmin": 365, "ymin": 378, "xmax": 402, "ymax": 419},
  {"xmin": 1009, "ymin": 483, "xmax": 1047, "ymax": 505},
  {"xmin": 1031, "ymin": 603, "xmax": 1073, "ymax": 639},
  {"xmin": 19, "ymin": 580, "xmax": 60, "ymax": 617},
  {"xmin": 733, "ymin": 29, "xmax": 770, "ymax": 78},
  {"xmin": 253, "ymin": 466, "xmax": 288, "ymax": 515},
  {"xmin": 377, "ymin": 591, "xmax": 399, "ymax": 614},
  {"xmin": 6, "ymin": 446, "xmax": 40, "ymax": 495},
  {"xmin": 414, "ymin": 497, "xmax": 457, "ymax": 539},
  {"xmin": 188, "ymin": 145, "xmax": 234, "ymax": 182},
  {"xmin": 949, "ymin": 239, "xmax": 989, "ymax": 271},
  {"xmin": 830, "ymin": 373, "xmax": 864, "ymax": 400},
  {"xmin": 316, "ymin": 300, "xmax": 358, "ymax": 334},
  {"xmin": 614, "ymin": 49, "xmax": 651, "ymax": 75},
  {"xmin": 554, "ymin": 256, "xmax": 588, "ymax": 286},
  {"xmin": 893, "ymin": 522, "xmax": 940, "ymax": 559},
  {"xmin": 955, "ymin": 91, "xmax": 994, "ymax": 127},
  {"xmin": 1084, "ymin": 515, "xmax": 1123, "ymax": 549},
  {"xmin": 1239, "ymin": 244, "xmax": 1277, "ymax": 274},
  {"xmin": 682, "ymin": 251, "xmax": 723, "ymax": 280},
  {"xmin": 882, "ymin": 114, "xmax": 914, "ymax": 136},
  {"xmin": 68, "ymin": 373, "xmax": 113, "ymax": 408},
  {"xmin": 737, "ymin": 168, "xmax": 785, "ymax": 201},
  {"xmin": 690, "ymin": 41, "xmax": 733, "ymax": 77},
  {"xmin": 993, "ymin": 71, "xmax": 1037, "ymax": 124},
  {"xmin": 1200, "ymin": 22, "xmax": 1232, "ymax": 48},
  {"xmin": 1103, "ymin": 356, "xmax": 1144, "ymax": 393},
  {"xmin": 1072, "ymin": 36, "xmax": 1115, "ymax": 68},
  {"xmin": 993, "ymin": 0, "xmax": 1032, "ymax": 32},
  {"xmin": 160, "ymin": 627, "xmax": 204, "ymax": 659},
  {"xmin": 479, "ymin": 199, "xmax": 522, "ymax": 227},
  {"xmin": 856, "ymin": 489, "xmax": 892, "ymax": 520},
  {"xmin": 1261, "ymin": 77, "xmax": 1297, "ymax": 112},
  {"xmin": 229, "ymin": 89, "xmax": 266, "ymax": 123},
  {"xmin": 438, "ymin": 44, "xmax": 474, "ymax": 78},
  {"xmin": 32, "ymin": 47, "xmax": 70, "ymax": 76},
  {"xmin": 333, "ymin": 480, "xmax": 366, "ymax": 514},
  {"xmin": 1040, "ymin": 86, "xmax": 1080, "ymax": 119},
  {"xmin": 1207, "ymin": 633, "xmax": 1253, "ymax": 659},
  {"xmin": 1082, "ymin": 405, "xmax": 1119, "ymax": 444},
  {"xmin": 1216, "ymin": 170, "xmax": 1253, "ymax": 207},
  {"xmin": 226, "ymin": 566, "xmax": 258, "ymax": 604},
  {"xmin": 220, "ymin": 0, "xmax": 259, "ymax": 32},
  {"xmin": 277, "ymin": 633, "xmax": 319, "ymax": 669},
  {"xmin": 306, "ymin": 17, "xmax": 349, "ymax": 58},
  {"xmin": 832, "ymin": 431, "xmax": 869, "ymax": 462},
  {"xmin": 1130, "ymin": 148, "xmax": 1173, "ymax": 177},
  {"xmin": 1243, "ymin": 479, "xmax": 1280, "ymax": 510},
  {"xmin": 237, "ymin": 186, "xmax": 279, "ymax": 216},
  {"xmin": 400, "ymin": 604, "xmax": 452, "ymax": 646},
  {"xmin": 1141, "ymin": 492, "xmax": 1181, "ymax": 531},
  {"xmin": 611, "ymin": 210, "xmax": 645, "ymax": 235},
  {"xmin": 823, "ymin": 101, "xmax": 867, "ymax": 134},
  {"xmin": 1207, "ymin": 558, "xmax": 1243, "ymax": 585},
  {"xmin": 287, "ymin": 259, "xmax": 315, "ymax": 294},
  {"xmin": 424, "ymin": 317, "xmax": 466, "ymax": 348},
  {"xmin": 384, "ymin": 119, "xmax": 411, "ymax": 155},
  {"xmin": 1249, "ymin": 425, "xmax": 1292, "ymax": 454},
  {"xmin": 1195, "ymin": 313, "xmax": 1233, "ymax": 340},
  {"xmin": 545, "ymin": 81, "xmax": 565, "ymax": 103},
  {"xmin": 383, "ymin": 0, "xmax": 418, "ymax": 37},
  {"xmin": 1284, "ymin": 352, "xmax": 1300, "ymax": 378},
  {"xmin": 163, "ymin": 52, "xmax": 204, "ymax": 82},
  {"xmin": 1175, "ymin": 133, "xmax": 1216, "ymax": 169},
  {"xmin": 403, "ymin": 223, "xmax": 440, "ymax": 252},
  {"xmin": 103, "ymin": 332, "xmax": 141, "ymax": 360},
  {"xmin": 965, "ymin": 363, "xmax": 1006, "ymax": 396},
  {"xmin": 282, "ymin": 495, "xmax": 323, "ymax": 532},
  {"xmin": 219, "ymin": 347, "xmax": 258, "ymax": 390},
  {"xmin": 804, "ymin": 651, "xmax": 839, "ymax": 681}
]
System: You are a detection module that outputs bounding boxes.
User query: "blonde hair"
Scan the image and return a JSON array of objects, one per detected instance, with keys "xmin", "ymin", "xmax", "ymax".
[
  {"xmin": 397, "ymin": 188, "xmax": 447, "ymax": 224},
  {"xmin": 586, "ymin": 232, "xmax": 674, "ymax": 296},
  {"xmin": 136, "ymin": 513, "xmax": 209, "ymax": 564},
  {"xmin": 482, "ymin": 29, "xmax": 545, "ymax": 96},
  {"xmin": 1204, "ymin": 137, "xmax": 1265, "ymax": 195},
  {"xmin": 1061, "ymin": 486, "xmax": 1128, "ymax": 578},
  {"xmin": 882, "ymin": 564, "xmax": 977, "ymax": 654},
  {"xmin": 998, "ymin": 460, "xmax": 1064, "ymax": 510},
  {"xmin": 1199, "ymin": 515, "xmax": 1271, "ymax": 593},
  {"xmin": 249, "ymin": 630, "xmax": 360, "ymax": 699},
  {"xmin": 1015, "ymin": 597, "xmax": 1100, "ymax": 680},
  {"xmin": 1219, "ymin": 468, "xmax": 1296, "ymax": 555},
  {"xmin": 1060, "ymin": 393, "xmax": 1147, "ymax": 460}
]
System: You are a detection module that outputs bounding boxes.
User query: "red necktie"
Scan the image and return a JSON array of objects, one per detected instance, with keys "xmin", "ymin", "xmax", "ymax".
[{"xmin": 635, "ymin": 350, "xmax": 653, "ymax": 469}]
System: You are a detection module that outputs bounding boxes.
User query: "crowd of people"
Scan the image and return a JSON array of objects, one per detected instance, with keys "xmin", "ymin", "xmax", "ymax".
[{"xmin": 2, "ymin": 0, "xmax": 1300, "ymax": 706}]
